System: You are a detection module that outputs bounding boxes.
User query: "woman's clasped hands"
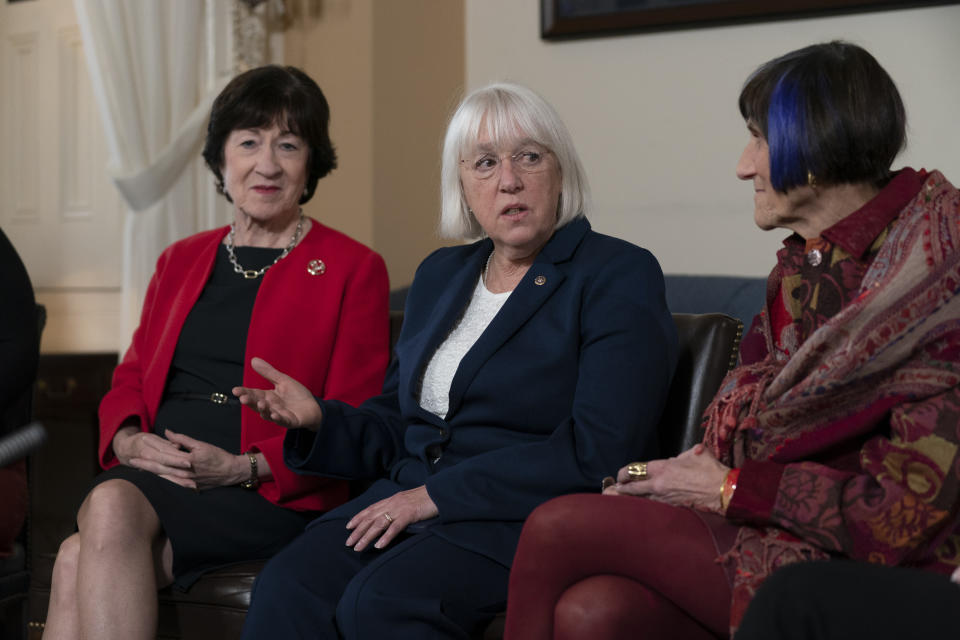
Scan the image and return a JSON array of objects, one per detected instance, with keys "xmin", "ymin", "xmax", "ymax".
[
  {"xmin": 604, "ymin": 444, "xmax": 731, "ymax": 514},
  {"xmin": 112, "ymin": 426, "xmax": 251, "ymax": 491}
]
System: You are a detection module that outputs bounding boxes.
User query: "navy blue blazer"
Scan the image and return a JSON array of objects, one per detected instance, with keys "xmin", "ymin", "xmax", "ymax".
[{"xmin": 284, "ymin": 217, "xmax": 678, "ymax": 566}]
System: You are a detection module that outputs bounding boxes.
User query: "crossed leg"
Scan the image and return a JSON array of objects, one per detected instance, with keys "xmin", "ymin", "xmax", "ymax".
[
  {"xmin": 43, "ymin": 479, "xmax": 173, "ymax": 640},
  {"xmin": 504, "ymin": 494, "xmax": 731, "ymax": 640}
]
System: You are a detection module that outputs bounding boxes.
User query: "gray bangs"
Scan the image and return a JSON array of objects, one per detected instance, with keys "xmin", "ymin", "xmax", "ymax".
[{"xmin": 457, "ymin": 91, "xmax": 555, "ymax": 157}]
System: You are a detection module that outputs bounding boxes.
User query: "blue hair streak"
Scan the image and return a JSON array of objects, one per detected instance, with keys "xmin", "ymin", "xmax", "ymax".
[{"xmin": 766, "ymin": 74, "xmax": 810, "ymax": 192}]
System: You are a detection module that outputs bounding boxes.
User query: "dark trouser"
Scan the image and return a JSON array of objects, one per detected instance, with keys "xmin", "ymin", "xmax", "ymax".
[
  {"xmin": 240, "ymin": 516, "xmax": 509, "ymax": 639},
  {"xmin": 736, "ymin": 560, "xmax": 960, "ymax": 640}
]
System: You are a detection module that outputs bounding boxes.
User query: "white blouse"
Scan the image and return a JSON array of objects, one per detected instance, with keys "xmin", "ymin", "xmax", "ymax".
[{"xmin": 418, "ymin": 275, "xmax": 511, "ymax": 418}]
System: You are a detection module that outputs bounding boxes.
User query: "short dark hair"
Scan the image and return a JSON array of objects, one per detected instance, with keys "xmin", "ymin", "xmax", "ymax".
[
  {"xmin": 738, "ymin": 41, "xmax": 906, "ymax": 192},
  {"xmin": 202, "ymin": 65, "xmax": 337, "ymax": 204}
]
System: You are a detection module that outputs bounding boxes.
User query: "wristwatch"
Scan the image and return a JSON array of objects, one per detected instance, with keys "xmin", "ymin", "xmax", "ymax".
[{"xmin": 240, "ymin": 452, "xmax": 260, "ymax": 490}]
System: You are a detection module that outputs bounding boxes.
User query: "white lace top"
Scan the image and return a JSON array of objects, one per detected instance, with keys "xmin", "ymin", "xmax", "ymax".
[{"xmin": 418, "ymin": 275, "xmax": 511, "ymax": 418}]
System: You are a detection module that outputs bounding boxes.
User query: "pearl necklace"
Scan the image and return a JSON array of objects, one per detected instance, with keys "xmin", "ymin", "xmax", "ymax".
[{"xmin": 226, "ymin": 212, "xmax": 304, "ymax": 279}]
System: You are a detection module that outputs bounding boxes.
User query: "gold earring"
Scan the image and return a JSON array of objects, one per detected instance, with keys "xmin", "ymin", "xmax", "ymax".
[{"xmin": 807, "ymin": 170, "xmax": 817, "ymax": 188}]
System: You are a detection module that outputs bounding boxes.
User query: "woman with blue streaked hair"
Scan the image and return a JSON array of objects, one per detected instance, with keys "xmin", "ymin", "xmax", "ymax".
[{"xmin": 505, "ymin": 41, "xmax": 960, "ymax": 640}]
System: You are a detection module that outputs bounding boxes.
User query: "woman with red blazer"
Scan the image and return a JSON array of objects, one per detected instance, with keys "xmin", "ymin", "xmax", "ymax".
[{"xmin": 41, "ymin": 66, "xmax": 389, "ymax": 640}]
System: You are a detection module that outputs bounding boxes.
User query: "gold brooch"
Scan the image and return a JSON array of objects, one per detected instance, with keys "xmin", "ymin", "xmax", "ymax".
[
  {"xmin": 534, "ymin": 275, "xmax": 546, "ymax": 286},
  {"xmin": 307, "ymin": 259, "xmax": 326, "ymax": 276}
]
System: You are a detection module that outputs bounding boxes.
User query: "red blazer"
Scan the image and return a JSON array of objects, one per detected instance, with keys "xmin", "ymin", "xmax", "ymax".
[{"xmin": 98, "ymin": 220, "xmax": 390, "ymax": 512}]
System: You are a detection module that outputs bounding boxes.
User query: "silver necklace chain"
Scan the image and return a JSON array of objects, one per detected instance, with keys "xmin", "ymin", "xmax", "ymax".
[
  {"xmin": 483, "ymin": 249, "xmax": 494, "ymax": 285},
  {"xmin": 226, "ymin": 212, "xmax": 304, "ymax": 279}
]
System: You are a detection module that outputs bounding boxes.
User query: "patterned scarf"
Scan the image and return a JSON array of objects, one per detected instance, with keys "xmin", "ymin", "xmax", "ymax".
[{"xmin": 702, "ymin": 171, "xmax": 960, "ymax": 632}]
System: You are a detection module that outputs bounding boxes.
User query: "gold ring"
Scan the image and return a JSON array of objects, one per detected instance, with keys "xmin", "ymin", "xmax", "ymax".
[
  {"xmin": 383, "ymin": 512, "xmax": 394, "ymax": 524},
  {"xmin": 626, "ymin": 461, "xmax": 648, "ymax": 480}
]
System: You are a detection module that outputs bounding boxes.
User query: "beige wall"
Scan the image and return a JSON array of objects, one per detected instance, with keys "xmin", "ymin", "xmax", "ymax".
[
  {"xmin": 466, "ymin": 2, "xmax": 960, "ymax": 276},
  {"xmin": 285, "ymin": 1, "xmax": 377, "ymax": 248},
  {"xmin": 285, "ymin": 0, "xmax": 465, "ymax": 290},
  {"xmin": 372, "ymin": 1, "xmax": 465, "ymax": 288}
]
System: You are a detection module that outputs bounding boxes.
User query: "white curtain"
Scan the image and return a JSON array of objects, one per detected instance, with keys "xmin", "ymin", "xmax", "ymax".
[{"xmin": 74, "ymin": 0, "xmax": 228, "ymax": 351}]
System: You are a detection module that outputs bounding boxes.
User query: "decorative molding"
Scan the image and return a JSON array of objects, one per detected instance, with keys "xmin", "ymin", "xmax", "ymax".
[
  {"xmin": 233, "ymin": 0, "xmax": 267, "ymax": 72},
  {"xmin": 58, "ymin": 26, "xmax": 93, "ymax": 219},
  {"xmin": 232, "ymin": 0, "xmax": 286, "ymax": 73},
  {"xmin": 5, "ymin": 31, "xmax": 39, "ymax": 223}
]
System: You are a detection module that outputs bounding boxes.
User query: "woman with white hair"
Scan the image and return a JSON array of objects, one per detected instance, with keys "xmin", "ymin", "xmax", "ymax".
[{"xmin": 234, "ymin": 82, "xmax": 678, "ymax": 638}]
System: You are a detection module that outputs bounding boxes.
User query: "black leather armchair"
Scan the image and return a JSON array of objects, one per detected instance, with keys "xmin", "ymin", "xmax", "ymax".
[{"xmin": 657, "ymin": 313, "xmax": 742, "ymax": 454}]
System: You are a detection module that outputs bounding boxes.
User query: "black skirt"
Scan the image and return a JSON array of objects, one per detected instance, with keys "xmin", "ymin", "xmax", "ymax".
[
  {"xmin": 88, "ymin": 246, "xmax": 317, "ymax": 591},
  {"xmin": 89, "ymin": 466, "xmax": 316, "ymax": 591}
]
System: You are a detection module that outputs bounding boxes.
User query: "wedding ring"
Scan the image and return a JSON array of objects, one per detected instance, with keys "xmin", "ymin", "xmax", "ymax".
[
  {"xmin": 383, "ymin": 512, "xmax": 394, "ymax": 524},
  {"xmin": 626, "ymin": 461, "xmax": 648, "ymax": 480}
]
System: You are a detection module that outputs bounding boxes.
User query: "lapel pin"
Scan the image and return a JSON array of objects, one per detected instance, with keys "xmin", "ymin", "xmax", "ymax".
[
  {"xmin": 534, "ymin": 275, "xmax": 546, "ymax": 286},
  {"xmin": 307, "ymin": 259, "xmax": 326, "ymax": 276}
]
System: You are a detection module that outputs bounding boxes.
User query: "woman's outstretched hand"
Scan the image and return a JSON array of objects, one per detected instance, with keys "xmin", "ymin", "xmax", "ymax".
[
  {"xmin": 603, "ymin": 444, "xmax": 730, "ymax": 514},
  {"xmin": 232, "ymin": 357, "xmax": 324, "ymax": 431}
]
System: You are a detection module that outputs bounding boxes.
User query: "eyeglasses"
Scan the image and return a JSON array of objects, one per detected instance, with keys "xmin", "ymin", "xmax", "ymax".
[{"xmin": 460, "ymin": 148, "xmax": 552, "ymax": 180}]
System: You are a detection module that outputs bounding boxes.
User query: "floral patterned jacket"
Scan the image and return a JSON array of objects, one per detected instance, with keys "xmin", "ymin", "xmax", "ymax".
[{"xmin": 702, "ymin": 168, "xmax": 960, "ymax": 629}]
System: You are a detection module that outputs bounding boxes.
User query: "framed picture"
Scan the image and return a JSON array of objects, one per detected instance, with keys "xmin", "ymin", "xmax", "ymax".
[{"xmin": 541, "ymin": 0, "xmax": 956, "ymax": 39}]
